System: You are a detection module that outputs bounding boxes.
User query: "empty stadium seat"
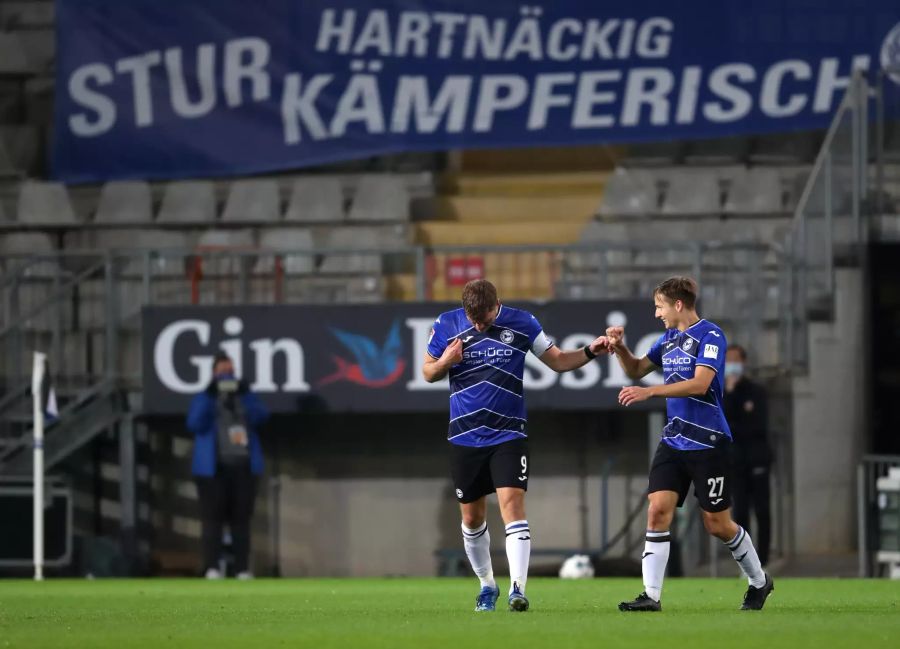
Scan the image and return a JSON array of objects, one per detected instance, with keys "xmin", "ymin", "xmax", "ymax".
[
  {"xmin": 94, "ymin": 181, "xmax": 153, "ymax": 223},
  {"xmin": 16, "ymin": 28, "xmax": 54, "ymax": 70},
  {"xmin": 157, "ymin": 181, "xmax": 217, "ymax": 223},
  {"xmin": 284, "ymin": 176, "xmax": 344, "ymax": 222},
  {"xmin": 93, "ymin": 229, "xmax": 192, "ymax": 276},
  {"xmin": 0, "ymin": 231, "xmax": 57, "ymax": 275},
  {"xmin": 0, "ymin": 138, "xmax": 16, "ymax": 177},
  {"xmin": 221, "ymin": 179, "xmax": 280, "ymax": 222},
  {"xmin": 347, "ymin": 174, "xmax": 410, "ymax": 221},
  {"xmin": 574, "ymin": 221, "xmax": 632, "ymax": 270},
  {"xmin": 0, "ymin": 125, "xmax": 40, "ymax": 177},
  {"xmin": 660, "ymin": 169, "xmax": 721, "ymax": 215},
  {"xmin": 257, "ymin": 228, "xmax": 314, "ymax": 274},
  {"xmin": 884, "ymin": 120, "xmax": 900, "ymax": 163},
  {"xmin": 0, "ymin": 2, "xmax": 56, "ymax": 29},
  {"xmin": 17, "ymin": 181, "xmax": 77, "ymax": 223},
  {"xmin": 0, "ymin": 32, "xmax": 33, "ymax": 74},
  {"xmin": 0, "ymin": 78, "xmax": 22, "ymax": 122},
  {"xmin": 792, "ymin": 170, "xmax": 852, "ymax": 216},
  {"xmin": 597, "ymin": 168, "xmax": 658, "ymax": 217},
  {"xmin": 319, "ymin": 227, "xmax": 384, "ymax": 274},
  {"xmin": 750, "ymin": 132, "xmax": 820, "ymax": 164},
  {"xmin": 684, "ymin": 136, "xmax": 750, "ymax": 165},
  {"xmin": 23, "ymin": 76, "xmax": 52, "ymax": 128},
  {"xmin": 196, "ymin": 229, "xmax": 254, "ymax": 249},
  {"xmin": 619, "ymin": 141, "xmax": 683, "ymax": 167},
  {"xmin": 193, "ymin": 229, "xmax": 256, "ymax": 290},
  {"xmin": 723, "ymin": 168, "xmax": 784, "ymax": 214}
]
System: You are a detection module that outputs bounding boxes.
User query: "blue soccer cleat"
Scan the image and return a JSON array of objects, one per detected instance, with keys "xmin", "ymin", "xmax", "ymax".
[
  {"xmin": 474, "ymin": 585, "xmax": 500, "ymax": 612},
  {"xmin": 508, "ymin": 583, "xmax": 529, "ymax": 612}
]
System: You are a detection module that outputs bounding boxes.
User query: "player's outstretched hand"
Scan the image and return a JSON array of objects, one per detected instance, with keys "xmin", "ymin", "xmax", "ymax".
[
  {"xmin": 618, "ymin": 386, "xmax": 650, "ymax": 406},
  {"xmin": 605, "ymin": 326, "xmax": 625, "ymax": 352},
  {"xmin": 441, "ymin": 338, "xmax": 464, "ymax": 366},
  {"xmin": 588, "ymin": 336, "xmax": 613, "ymax": 356}
]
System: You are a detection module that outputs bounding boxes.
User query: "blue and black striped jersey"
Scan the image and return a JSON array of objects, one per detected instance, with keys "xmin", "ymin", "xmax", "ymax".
[
  {"xmin": 646, "ymin": 319, "xmax": 733, "ymax": 451},
  {"xmin": 427, "ymin": 305, "xmax": 553, "ymax": 448}
]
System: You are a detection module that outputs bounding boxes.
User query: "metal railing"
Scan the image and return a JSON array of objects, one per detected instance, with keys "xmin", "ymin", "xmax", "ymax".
[
  {"xmin": 0, "ymin": 239, "xmax": 785, "ymax": 453},
  {"xmin": 783, "ymin": 70, "xmax": 872, "ymax": 372},
  {"xmin": 857, "ymin": 454, "xmax": 900, "ymax": 577},
  {"xmin": 874, "ymin": 65, "xmax": 900, "ymax": 219}
]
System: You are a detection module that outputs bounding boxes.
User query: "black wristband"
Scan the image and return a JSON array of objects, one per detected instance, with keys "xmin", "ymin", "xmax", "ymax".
[{"xmin": 583, "ymin": 345, "xmax": 597, "ymax": 360}]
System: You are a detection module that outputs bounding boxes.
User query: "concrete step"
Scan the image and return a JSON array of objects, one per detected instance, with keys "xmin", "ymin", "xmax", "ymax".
[
  {"xmin": 416, "ymin": 221, "xmax": 585, "ymax": 246},
  {"xmin": 459, "ymin": 144, "xmax": 622, "ymax": 172},
  {"xmin": 420, "ymin": 195, "xmax": 599, "ymax": 222},
  {"xmin": 442, "ymin": 171, "xmax": 608, "ymax": 196}
]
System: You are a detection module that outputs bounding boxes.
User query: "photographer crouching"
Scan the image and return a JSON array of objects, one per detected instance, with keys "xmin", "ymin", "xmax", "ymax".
[{"xmin": 187, "ymin": 351, "xmax": 269, "ymax": 579}]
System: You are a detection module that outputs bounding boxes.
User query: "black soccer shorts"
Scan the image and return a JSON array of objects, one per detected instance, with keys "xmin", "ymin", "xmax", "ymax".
[
  {"xmin": 450, "ymin": 438, "xmax": 530, "ymax": 504},
  {"xmin": 648, "ymin": 441, "xmax": 732, "ymax": 512}
]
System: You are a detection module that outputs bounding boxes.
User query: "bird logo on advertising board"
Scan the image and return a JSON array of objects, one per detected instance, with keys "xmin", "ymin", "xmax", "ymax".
[{"xmin": 317, "ymin": 320, "xmax": 406, "ymax": 388}]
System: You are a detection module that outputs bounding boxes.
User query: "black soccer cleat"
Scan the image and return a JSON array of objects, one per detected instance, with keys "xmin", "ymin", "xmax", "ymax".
[
  {"xmin": 618, "ymin": 592, "xmax": 661, "ymax": 612},
  {"xmin": 740, "ymin": 573, "xmax": 774, "ymax": 610}
]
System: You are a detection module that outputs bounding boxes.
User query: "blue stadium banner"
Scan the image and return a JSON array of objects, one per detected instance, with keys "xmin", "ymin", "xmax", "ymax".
[
  {"xmin": 142, "ymin": 301, "xmax": 662, "ymax": 415},
  {"xmin": 55, "ymin": 0, "xmax": 900, "ymax": 182}
]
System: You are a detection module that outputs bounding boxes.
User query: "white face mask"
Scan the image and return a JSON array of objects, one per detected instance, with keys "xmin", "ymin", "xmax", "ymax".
[{"xmin": 724, "ymin": 362, "xmax": 744, "ymax": 378}]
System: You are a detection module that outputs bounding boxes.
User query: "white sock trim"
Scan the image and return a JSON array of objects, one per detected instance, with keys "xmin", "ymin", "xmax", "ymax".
[{"xmin": 505, "ymin": 519, "xmax": 531, "ymax": 595}]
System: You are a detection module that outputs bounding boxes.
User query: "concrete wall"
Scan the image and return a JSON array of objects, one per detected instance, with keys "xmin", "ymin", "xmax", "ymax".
[
  {"xmin": 276, "ymin": 473, "xmax": 650, "ymax": 577},
  {"xmin": 269, "ymin": 411, "xmax": 651, "ymax": 577},
  {"xmin": 791, "ymin": 267, "xmax": 867, "ymax": 553}
]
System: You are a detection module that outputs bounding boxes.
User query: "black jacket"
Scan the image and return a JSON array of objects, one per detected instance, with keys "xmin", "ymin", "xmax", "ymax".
[{"xmin": 724, "ymin": 377, "xmax": 771, "ymax": 466}]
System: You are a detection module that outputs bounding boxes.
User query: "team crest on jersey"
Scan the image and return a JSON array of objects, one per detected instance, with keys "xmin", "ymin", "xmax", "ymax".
[
  {"xmin": 500, "ymin": 329, "xmax": 515, "ymax": 344},
  {"xmin": 683, "ymin": 338, "xmax": 694, "ymax": 352}
]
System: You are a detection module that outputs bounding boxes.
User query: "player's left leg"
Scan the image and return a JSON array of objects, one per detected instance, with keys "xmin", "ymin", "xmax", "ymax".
[
  {"xmin": 497, "ymin": 486, "xmax": 529, "ymax": 612},
  {"xmin": 701, "ymin": 510, "xmax": 773, "ymax": 609},
  {"xmin": 694, "ymin": 445, "xmax": 773, "ymax": 610},
  {"xmin": 491, "ymin": 438, "xmax": 531, "ymax": 611}
]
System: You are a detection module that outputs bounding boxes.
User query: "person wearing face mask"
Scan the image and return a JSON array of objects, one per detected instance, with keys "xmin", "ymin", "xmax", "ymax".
[
  {"xmin": 186, "ymin": 351, "xmax": 269, "ymax": 579},
  {"xmin": 723, "ymin": 345, "xmax": 772, "ymax": 567}
]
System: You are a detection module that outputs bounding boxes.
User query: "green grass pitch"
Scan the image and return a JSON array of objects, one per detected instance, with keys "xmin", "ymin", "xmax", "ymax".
[{"xmin": 0, "ymin": 578, "xmax": 898, "ymax": 648}]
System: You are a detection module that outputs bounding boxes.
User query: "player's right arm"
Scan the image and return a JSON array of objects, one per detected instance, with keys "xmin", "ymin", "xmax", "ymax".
[
  {"xmin": 606, "ymin": 326, "xmax": 659, "ymax": 380},
  {"xmin": 422, "ymin": 338, "xmax": 463, "ymax": 383},
  {"xmin": 422, "ymin": 317, "xmax": 463, "ymax": 383}
]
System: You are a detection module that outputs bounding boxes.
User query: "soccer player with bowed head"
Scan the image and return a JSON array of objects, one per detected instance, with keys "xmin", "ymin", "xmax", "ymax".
[
  {"xmin": 608, "ymin": 277, "xmax": 774, "ymax": 611},
  {"xmin": 423, "ymin": 279, "xmax": 610, "ymax": 612}
]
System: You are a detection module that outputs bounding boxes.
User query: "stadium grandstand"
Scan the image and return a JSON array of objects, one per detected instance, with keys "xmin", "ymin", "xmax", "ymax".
[{"xmin": 1, "ymin": 0, "xmax": 900, "ymax": 646}]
